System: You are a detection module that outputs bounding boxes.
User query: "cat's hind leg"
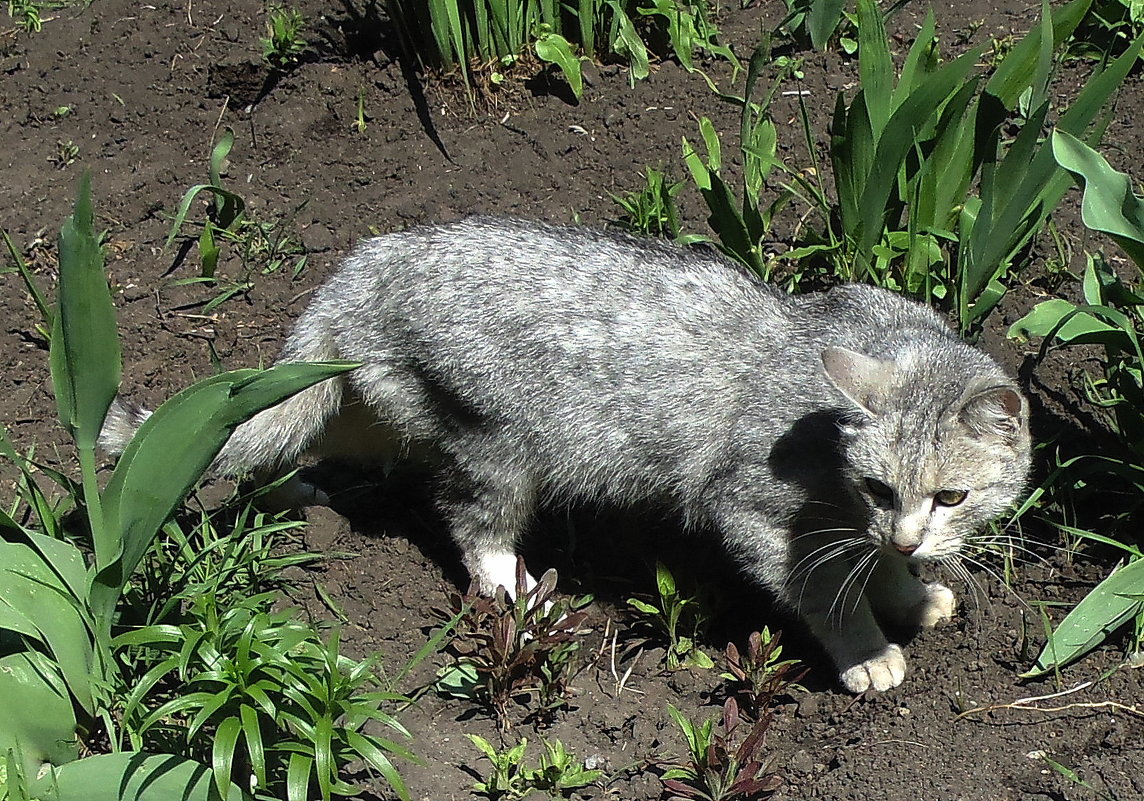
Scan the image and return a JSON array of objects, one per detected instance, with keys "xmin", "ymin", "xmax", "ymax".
[{"xmin": 436, "ymin": 457, "xmax": 540, "ymax": 598}]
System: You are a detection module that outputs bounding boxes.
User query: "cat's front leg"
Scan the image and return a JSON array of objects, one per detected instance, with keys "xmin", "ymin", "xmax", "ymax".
[
  {"xmin": 799, "ymin": 591, "xmax": 907, "ymax": 693},
  {"xmin": 865, "ymin": 557, "xmax": 956, "ymax": 629},
  {"xmin": 729, "ymin": 516, "xmax": 908, "ymax": 692}
]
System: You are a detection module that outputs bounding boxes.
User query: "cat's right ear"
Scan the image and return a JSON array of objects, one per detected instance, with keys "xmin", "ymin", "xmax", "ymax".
[{"xmin": 821, "ymin": 347, "xmax": 892, "ymax": 417}]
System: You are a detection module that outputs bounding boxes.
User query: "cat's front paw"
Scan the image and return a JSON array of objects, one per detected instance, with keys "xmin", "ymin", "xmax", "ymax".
[
  {"xmin": 839, "ymin": 644, "xmax": 906, "ymax": 693},
  {"xmin": 911, "ymin": 582, "xmax": 956, "ymax": 628}
]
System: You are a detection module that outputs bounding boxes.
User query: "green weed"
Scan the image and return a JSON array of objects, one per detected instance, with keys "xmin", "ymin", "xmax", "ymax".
[
  {"xmin": 610, "ymin": 165, "xmax": 689, "ymax": 240},
  {"xmin": 165, "ymin": 128, "xmax": 307, "ymax": 304},
  {"xmin": 627, "ymin": 561, "xmax": 714, "ymax": 670},
  {"xmin": 386, "ymin": 0, "xmax": 737, "ymax": 102},
  {"xmin": 6, "ymin": 0, "xmax": 42, "ymax": 32},
  {"xmin": 51, "ymin": 138, "xmax": 79, "ymax": 168},
  {"xmin": 467, "ymin": 734, "xmax": 602, "ymax": 800},
  {"xmin": 720, "ymin": 628, "xmax": 805, "ymax": 720},
  {"xmin": 1008, "ymin": 133, "xmax": 1144, "ymax": 674},
  {"xmin": 261, "ymin": 5, "xmax": 307, "ymax": 70},
  {"xmin": 660, "ymin": 699, "xmax": 781, "ymax": 801}
]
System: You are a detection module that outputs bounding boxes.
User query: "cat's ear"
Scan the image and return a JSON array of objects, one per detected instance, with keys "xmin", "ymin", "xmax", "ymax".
[
  {"xmin": 821, "ymin": 347, "xmax": 894, "ymax": 417},
  {"xmin": 958, "ymin": 382, "xmax": 1026, "ymax": 440}
]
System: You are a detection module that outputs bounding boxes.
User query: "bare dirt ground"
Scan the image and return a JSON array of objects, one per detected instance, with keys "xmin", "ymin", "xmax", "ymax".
[{"xmin": 2, "ymin": 1, "xmax": 1143, "ymax": 799}]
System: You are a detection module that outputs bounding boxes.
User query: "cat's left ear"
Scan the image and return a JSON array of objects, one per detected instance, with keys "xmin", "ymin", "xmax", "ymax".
[
  {"xmin": 958, "ymin": 382, "xmax": 1026, "ymax": 440},
  {"xmin": 821, "ymin": 347, "xmax": 894, "ymax": 417}
]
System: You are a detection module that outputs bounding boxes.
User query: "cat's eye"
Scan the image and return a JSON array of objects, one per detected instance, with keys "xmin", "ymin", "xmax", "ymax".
[
  {"xmin": 863, "ymin": 477, "xmax": 896, "ymax": 506},
  {"xmin": 934, "ymin": 489, "xmax": 968, "ymax": 507}
]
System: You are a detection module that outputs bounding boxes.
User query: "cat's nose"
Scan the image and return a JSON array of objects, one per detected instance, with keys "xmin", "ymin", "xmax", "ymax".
[{"xmin": 894, "ymin": 542, "xmax": 918, "ymax": 556}]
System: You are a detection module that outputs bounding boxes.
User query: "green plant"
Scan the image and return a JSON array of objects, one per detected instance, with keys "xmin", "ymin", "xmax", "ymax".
[
  {"xmin": 51, "ymin": 138, "xmax": 79, "ymax": 168},
  {"xmin": 467, "ymin": 735, "xmax": 602, "ymax": 800},
  {"xmin": 385, "ymin": 0, "xmax": 737, "ymax": 102},
  {"xmin": 660, "ymin": 699, "xmax": 781, "ymax": 801},
  {"xmin": 261, "ymin": 5, "xmax": 307, "ymax": 69},
  {"xmin": 720, "ymin": 628, "xmax": 805, "ymax": 719},
  {"xmin": 434, "ymin": 559, "xmax": 591, "ymax": 729},
  {"xmin": 777, "ymin": 0, "xmax": 853, "ymax": 52},
  {"xmin": 610, "ymin": 165, "xmax": 690, "ymax": 240},
  {"xmin": 6, "ymin": 0, "xmax": 42, "ymax": 32},
  {"xmin": 118, "ymin": 592, "xmax": 415, "ymax": 801},
  {"xmin": 1041, "ymin": 752, "xmax": 1122, "ymax": 801},
  {"xmin": 166, "ymin": 127, "xmax": 246, "ymax": 279},
  {"xmin": 165, "ymin": 129, "xmax": 307, "ymax": 300},
  {"xmin": 686, "ymin": 0, "xmax": 1142, "ymax": 332},
  {"xmin": 0, "ymin": 173, "xmax": 359, "ymax": 797},
  {"xmin": 627, "ymin": 561, "xmax": 713, "ymax": 670},
  {"xmin": 1006, "ymin": 134, "xmax": 1144, "ymax": 675}
]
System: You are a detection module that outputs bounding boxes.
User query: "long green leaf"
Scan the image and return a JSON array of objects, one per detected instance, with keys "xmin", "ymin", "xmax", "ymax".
[
  {"xmin": 31, "ymin": 752, "xmax": 248, "ymax": 801},
  {"xmin": 1051, "ymin": 129, "xmax": 1144, "ymax": 268},
  {"xmin": 0, "ymin": 541, "xmax": 94, "ymax": 712},
  {"xmin": 51, "ymin": 173, "xmax": 120, "ymax": 454},
  {"xmin": 856, "ymin": 0, "xmax": 892, "ymax": 135},
  {"xmin": 806, "ymin": 0, "xmax": 846, "ymax": 51},
  {"xmin": 985, "ymin": 0, "xmax": 1091, "ymax": 108},
  {"xmin": 0, "ymin": 652, "xmax": 79, "ymax": 774},
  {"xmin": 89, "ymin": 362, "xmax": 358, "ymax": 623},
  {"xmin": 1023, "ymin": 558, "xmax": 1144, "ymax": 677}
]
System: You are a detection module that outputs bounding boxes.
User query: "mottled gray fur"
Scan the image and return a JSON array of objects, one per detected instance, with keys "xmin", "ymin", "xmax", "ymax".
[{"xmin": 101, "ymin": 217, "xmax": 1031, "ymax": 692}]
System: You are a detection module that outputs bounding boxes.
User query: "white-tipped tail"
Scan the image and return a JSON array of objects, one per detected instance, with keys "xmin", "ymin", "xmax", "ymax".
[
  {"xmin": 100, "ymin": 310, "xmax": 345, "ymax": 479},
  {"xmin": 97, "ymin": 398, "xmax": 153, "ymax": 455}
]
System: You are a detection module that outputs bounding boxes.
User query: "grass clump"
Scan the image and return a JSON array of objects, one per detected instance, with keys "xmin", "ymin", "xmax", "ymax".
[{"xmin": 385, "ymin": 0, "xmax": 737, "ymax": 101}]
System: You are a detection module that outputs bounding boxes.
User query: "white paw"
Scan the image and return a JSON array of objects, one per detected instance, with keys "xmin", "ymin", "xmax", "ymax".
[
  {"xmin": 839, "ymin": 644, "xmax": 906, "ymax": 693},
  {"xmin": 913, "ymin": 582, "xmax": 956, "ymax": 628}
]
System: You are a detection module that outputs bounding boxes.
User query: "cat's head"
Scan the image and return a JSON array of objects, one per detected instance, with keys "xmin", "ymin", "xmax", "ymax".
[{"xmin": 822, "ymin": 345, "xmax": 1031, "ymax": 562}]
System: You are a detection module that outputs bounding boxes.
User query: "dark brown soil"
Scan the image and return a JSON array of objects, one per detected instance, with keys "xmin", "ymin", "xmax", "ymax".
[{"xmin": 2, "ymin": 1, "xmax": 1143, "ymax": 800}]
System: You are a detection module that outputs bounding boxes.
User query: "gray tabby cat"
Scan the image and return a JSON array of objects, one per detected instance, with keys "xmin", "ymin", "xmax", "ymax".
[{"xmin": 102, "ymin": 217, "xmax": 1031, "ymax": 692}]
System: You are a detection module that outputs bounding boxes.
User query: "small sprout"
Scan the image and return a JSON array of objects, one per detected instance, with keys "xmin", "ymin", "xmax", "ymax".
[
  {"xmin": 50, "ymin": 139, "xmax": 79, "ymax": 169},
  {"xmin": 721, "ymin": 628, "xmax": 806, "ymax": 720},
  {"xmin": 468, "ymin": 735, "xmax": 602, "ymax": 800},
  {"xmin": 660, "ymin": 699, "xmax": 783, "ymax": 801},
  {"xmin": 261, "ymin": 5, "xmax": 307, "ymax": 70},
  {"xmin": 626, "ymin": 561, "xmax": 713, "ymax": 670}
]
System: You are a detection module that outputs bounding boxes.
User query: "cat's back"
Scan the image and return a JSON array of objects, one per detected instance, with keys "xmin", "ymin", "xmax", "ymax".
[{"xmin": 319, "ymin": 217, "xmax": 791, "ymax": 335}]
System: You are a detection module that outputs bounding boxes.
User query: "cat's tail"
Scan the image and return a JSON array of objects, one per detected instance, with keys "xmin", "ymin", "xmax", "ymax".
[{"xmin": 98, "ymin": 309, "xmax": 345, "ymax": 480}]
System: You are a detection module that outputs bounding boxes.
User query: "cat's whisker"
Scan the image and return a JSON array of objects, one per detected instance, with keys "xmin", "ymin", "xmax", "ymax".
[
  {"xmin": 829, "ymin": 548, "xmax": 879, "ymax": 626},
  {"xmin": 957, "ymin": 552, "xmax": 1033, "ymax": 612},
  {"xmin": 787, "ymin": 539, "xmax": 869, "ymax": 611},
  {"xmin": 944, "ymin": 555, "xmax": 988, "ymax": 619}
]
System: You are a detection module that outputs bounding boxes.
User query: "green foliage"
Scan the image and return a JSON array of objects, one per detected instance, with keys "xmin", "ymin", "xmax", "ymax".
[
  {"xmin": 627, "ymin": 561, "xmax": 713, "ymax": 670},
  {"xmin": 385, "ymin": 0, "xmax": 737, "ymax": 101},
  {"xmin": 467, "ymin": 735, "xmax": 602, "ymax": 800},
  {"xmin": 6, "ymin": 0, "xmax": 43, "ymax": 33},
  {"xmin": 1008, "ymin": 136, "xmax": 1144, "ymax": 674},
  {"xmin": 610, "ymin": 165, "xmax": 690, "ymax": 240},
  {"xmin": 261, "ymin": 6, "xmax": 307, "ymax": 70},
  {"xmin": 660, "ymin": 699, "xmax": 781, "ymax": 801},
  {"xmin": 117, "ymin": 593, "xmax": 415, "ymax": 801},
  {"xmin": 434, "ymin": 560, "xmax": 591, "ymax": 730},
  {"xmin": 681, "ymin": 41, "xmax": 793, "ymax": 280},
  {"xmin": 778, "ymin": 0, "xmax": 850, "ymax": 52},
  {"xmin": 685, "ymin": 0, "xmax": 1141, "ymax": 332},
  {"xmin": 165, "ymin": 129, "xmax": 308, "ymax": 301},
  {"xmin": 0, "ymin": 175, "xmax": 394, "ymax": 799}
]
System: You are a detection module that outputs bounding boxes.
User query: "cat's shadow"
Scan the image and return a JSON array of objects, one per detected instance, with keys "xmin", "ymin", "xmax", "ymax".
[{"xmin": 304, "ymin": 459, "xmax": 843, "ymax": 692}]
